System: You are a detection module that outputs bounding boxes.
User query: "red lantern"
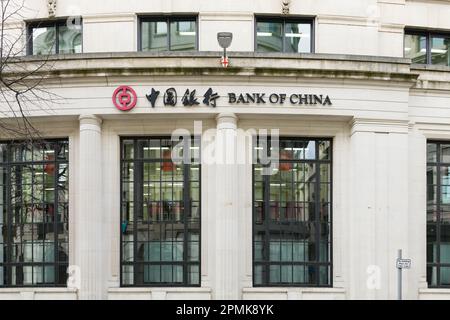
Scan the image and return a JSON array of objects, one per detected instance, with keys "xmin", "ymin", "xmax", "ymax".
[
  {"xmin": 44, "ymin": 154, "xmax": 55, "ymax": 175},
  {"xmin": 161, "ymin": 150, "xmax": 176, "ymax": 172},
  {"xmin": 279, "ymin": 150, "xmax": 293, "ymax": 171}
]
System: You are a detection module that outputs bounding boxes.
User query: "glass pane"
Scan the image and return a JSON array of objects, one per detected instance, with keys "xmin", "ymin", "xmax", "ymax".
[
  {"xmin": 441, "ymin": 267, "xmax": 450, "ymax": 286},
  {"xmin": 285, "ymin": 22, "xmax": 311, "ymax": 53},
  {"xmin": 441, "ymin": 167, "xmax": 450, "ymax": 204},
  {"xmin": 427, "ymin": 266, "xmax": 437, "ymax": 286},
  {"xmin": 431, "ymin": 36, "xmax": 450, "ymax": 66},
  {"xmin": 319, "ymin": 141, "xmax": 331, "ymax": 160},
  {"xmin": 320, "ymin": 266, "xmax": 330, "ymax": 285},
  {"xmin": 427, "ymin": 223, "xmax": 437, "ymax": 262},
  {"xmin": 256, "ymin": 21, "xmax": 283, "ymax": 52},
  {"xmin": 428, "ymin": 143, "xmax": 437, "ymax": 163},
  {"xmin": 123, "ymin": 140, "xmax": 134, "ymax": 160},
  {"xmin": 59, "ymin": 25, "xmax": 82, "ymax": 54},
  {"xmin": 141, "ymin": 21, "xmax": 168, "ymax": 51},
  {"xmin": 441, "ymin": 144, "xmax": 450, "ymax": 163},
  {"xmin": 188, "ymin": 265, "xmax": 199, "ymax": 285},
  {"xmin": 254, "ymin": 265, "xmax": 263, "ymax": 285},
  {"xmin": 404, "ymin": 34, "xmax": 427, "ymax": 64},
  {"xmin": 269, "ymin": 265, "xmax": 280, "ymax": 283},
  {"xmin": 32, "ymin": 26, "xmax": 56, "ymax": 55},
  {"xmin": 170, "ymin": 20, "xmax": 196, "ymax": 51},
  {"xmin": 427, "ymin": 166, "xmax": 437, "ymax": 186}
]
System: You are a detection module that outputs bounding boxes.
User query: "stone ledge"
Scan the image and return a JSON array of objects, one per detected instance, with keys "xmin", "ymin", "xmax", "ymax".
[
  {"xmin": 8, "ymin": 51, "xmax": 411, "ymax": 64},
  {"xmin": 418, "ymin": 288, "xmax": 450, "ymax": 300},
  {"xmin": 242, "ymin": 287, "xmax": 346, "ymax": 300},
  {"xmin": 0, "ymin": 287, "xmax": 78, "ymax": 300},
  {"xmin": 108, "ymin": 287, "xmax": 213, "ymax": 300},
  {"xmin": 2, "ymin": 52, "xmax": 418, "ymax": 85}
]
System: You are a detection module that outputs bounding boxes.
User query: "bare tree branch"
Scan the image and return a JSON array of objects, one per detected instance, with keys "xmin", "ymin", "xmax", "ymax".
[{"xmin": 0, "ymin": 0, "xmax": 62, "ymax": 141}]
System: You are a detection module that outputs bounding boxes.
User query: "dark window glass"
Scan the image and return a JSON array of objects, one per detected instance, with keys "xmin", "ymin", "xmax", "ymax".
[
  {"xmin": 404, "ymin": 30, "xmax": 450, "ymax": 66},
  {"xmin": 0, "ymin": 140, "xmax": 69, "ymax": 287},
  {"xmin": 28, "ymin": 20, "xmax": 82, "ymax": 55},
  {"xmin": 256, "ymin": 18, "xmax": 313, "ymax": 53},
  {"xmin": 141, "ymin": 17, "xmax": 197, "ymax": 52},
  {"xmin": 404, "ymin": 34, "xmax": 427, "ymax": 64},
  {"xmin": 431, "ymin": 36, "xmax": 450, "ymax": 66},
  {"xmin": 427, "ymin": 141, "xmax": 450, "ymax": 287},
  {"xmin": 32, "ymin": 26, "xmax": 56, "ymax": 55},
  {"xmin": 121, "ymin": 137, "xmax": 200, "ymax": 286},
  {"xmin": 253, "ymin": 138, "xmax": 332, "ymax": 287}
]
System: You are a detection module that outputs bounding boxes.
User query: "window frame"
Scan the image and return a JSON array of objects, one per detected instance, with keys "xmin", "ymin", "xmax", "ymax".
[
  {"xmin": 427, "ymin": 140, "xmax": 450, "ymax": 288},
  {"xmin": 252, "ymin": 137, "xmax": 332, "ymax": 287},
  {"xmin": 138, "ymin": 15, "xmax": 199, "ymax": 52},
  {"xmin": 404, "ymin": 28, "xmax": 450, "ymax": 65},
  {"xmin": 0, "ymin": 139, "xmax": 69, "ymax": 288},
  {"xmin": 254, "ymin": 15, "xmax": 315, "ymax": 54},
  {"xmin": 119, "ymin": 136, "xmax": 201, "ymax": 287},
  {"xmin": 26, "ymin": 18, "xmax": 83, "ymax": 56}
]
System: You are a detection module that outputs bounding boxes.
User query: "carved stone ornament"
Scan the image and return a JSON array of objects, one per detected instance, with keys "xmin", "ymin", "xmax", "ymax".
[
  {"xmin": 282, "ymin": 0, "xmax": 291, "ymax": 14},
  {"xmin": 48, "ymin": 0, "xmax": 57, "ymax": 17}
]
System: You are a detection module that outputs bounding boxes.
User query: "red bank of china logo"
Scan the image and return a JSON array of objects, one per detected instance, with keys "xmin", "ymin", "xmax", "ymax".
[{"xmin": 112, "ymin": 85, "xmax": 137, "ymax": 111}]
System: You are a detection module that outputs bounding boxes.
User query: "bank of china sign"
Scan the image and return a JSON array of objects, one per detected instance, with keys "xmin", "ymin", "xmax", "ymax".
[{"xmin": 112, "ymin": 85, "xmax": 332, "ymax": 111}]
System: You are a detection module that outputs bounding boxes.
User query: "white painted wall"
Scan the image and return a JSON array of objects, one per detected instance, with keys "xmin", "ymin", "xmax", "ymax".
[{"xmin": 3, "ymin": 0, "xmax": 450, "ymax": 56}]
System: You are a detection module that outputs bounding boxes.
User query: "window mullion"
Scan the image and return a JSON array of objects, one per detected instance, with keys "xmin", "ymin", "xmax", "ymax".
[
  {"xmin": 315, "ymin": 141, "xmax": 321, "ymax": 286},
  {"xmin": 55, "ymin": 23, "xmax": 59, "ymax": 54},
  {"xmin": 427, "ymin": 32, "xmax": 432, "ymax": 65},
  {"xmin": 437, "ymin": 143, "xmax": 441, "ymax": 286},
  {"xmin": 167, "ymin": 18, "xmax": 171, "ymax": 51},
  {"xmin": 6, "ymin": 149, "xmax": 12, "ymax": 286}
]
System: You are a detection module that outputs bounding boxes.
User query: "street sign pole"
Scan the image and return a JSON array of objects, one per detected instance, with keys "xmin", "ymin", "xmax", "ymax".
[{"xmin": 397, "ymin": 249, "xmax": 402, "ymax": 300}]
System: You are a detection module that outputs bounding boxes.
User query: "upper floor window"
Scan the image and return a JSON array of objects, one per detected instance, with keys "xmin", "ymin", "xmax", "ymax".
[
  {"xmin": 255, "ymin": 17, "xmax": 313, "ymax": 53},
  {"xmin": 0, "ymin": 140, "xmax": 69, "ymax": 287},
  {"xmin": 27, "ymin": 19, "xmax": 82, "ymax": 55},
  {"xmin": 427, "ymin": 141, "xmax": 450, "ymax": 288},
  {"xmin": 139, "ymin": 16, "xmax": 197, "ymax": 52},
  {"xmin": 405, "ymin": 30, "xmax": 450, "ymax": 66}
]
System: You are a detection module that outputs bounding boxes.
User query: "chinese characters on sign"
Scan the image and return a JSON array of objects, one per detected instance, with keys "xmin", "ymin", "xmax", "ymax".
[{"xmin": 113, "ymin": 86, "xmax": 332, "ymax": 111}]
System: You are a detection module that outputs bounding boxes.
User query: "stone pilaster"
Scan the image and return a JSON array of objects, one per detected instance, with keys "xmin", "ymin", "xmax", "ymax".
[
  {"xmin": 77, "ymin": 115, "xmax": 103, "ymax": 300},
  {"xmin": 213, "ymin": 113, "xmax": 240, "ymax": 299}
]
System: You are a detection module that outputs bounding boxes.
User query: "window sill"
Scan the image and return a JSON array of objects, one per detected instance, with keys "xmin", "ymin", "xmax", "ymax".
[
  {"xmin": 411, "ymin": 63, "xmax": 450, "ymax": 72},
  {"xmin": 242, "ymin": 287, "xmax": 346, "ymax": 300},
  {"xmin": 0, "ymin": 287, "xmax": 78, "ymax": 300},
  {"xmin": 419, "ymin": 288, "xmax": 450, "ymax": 300},
  {"xmin": 108, "ymin": 287, "xmax": 212, "ymax": 300}
]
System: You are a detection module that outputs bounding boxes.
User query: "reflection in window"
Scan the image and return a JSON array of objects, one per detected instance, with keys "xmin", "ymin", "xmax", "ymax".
[
  {"xmin": 29, "ymin": 20, "xmax": 82, "ymax": 55},
  {"xmin": 0, "ymin": 140, "xmax": 69, "ymax": 287},
  {"xmin": 427, "ymin": 141, "xmax": 450, "ymax": 287},
  {"xmin": 256, "ymin": 18, "xmax": 313, "ymax": 53},
  {"xmin": 431, "ymin": 36, "xmax": 450, "ymax": 66},
  {"xmin": 404, "ymin": 30, "xmax": 450, "ymax": 66},
  {"xmin": 32, "ymin": 27, "xmax": 56, "ymax": 55},
  {"xmin": 404, "ymin": 34, "xmax": 427, "ymax": 64},
  {"xmin": 141, "ymin": 17, "xmax": 197, "ymax": 52},
  {"xmin": 253, "ymin": 138, "xmax": 331, "ymax": 286},
  {"xmin": 121, "ymin": 137, "xmax": 200, "ymax": 286}
]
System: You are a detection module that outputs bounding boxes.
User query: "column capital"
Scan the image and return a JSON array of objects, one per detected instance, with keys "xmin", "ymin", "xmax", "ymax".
[
  {"xmin": 350, "ymin": 117, "xmax": 409, "ymax": 135},
  {"xmin": 216, "ymin": 112, "xmax": 238, "ymax": 130},
  {"xmin": 79, "ymin": 114, "xmax": 102, "ymax": 126},
  {"xmin": 79, "ymin": 114, "xmax": 102, "ymax": 133}
]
